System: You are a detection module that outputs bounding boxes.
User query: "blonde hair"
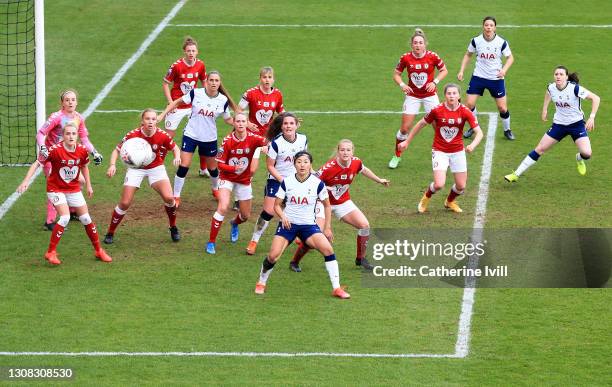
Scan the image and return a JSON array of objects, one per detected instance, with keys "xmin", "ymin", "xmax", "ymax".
[
  {"xmin": 411, "ymin": 28, "xmax": 427, "ymax": 44},
  {"xmin": 334, "ymin": 139, "xmax": 355, "ymax": 157},
  {"xmin": 259, "ymin": 66, "xmax": 274, "ymax": 77},
  {"xmin": 140, "ymin": 108, "xmax": 157, "ymax": 120},
  {"xmin": 62, "ymin": 121, "xmax": 78, "ymax": 133}
]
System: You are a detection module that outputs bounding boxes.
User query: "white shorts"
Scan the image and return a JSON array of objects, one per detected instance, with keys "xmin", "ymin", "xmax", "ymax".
[
  {"xmin": 432, "ymin": 149, "xmax": 467, "ymax": 173},
  {"xmin": 315, "ymin": 200, "xmax": 358, "ymax": 220},
  {"xmin": 218, "ymin": 179, "xmax": 253, "ymax": 201},
  {"xmin": 402, "ymin": 95, "xmax": 440, "ymax": 115},
  {"xmin": 124, "ymin": 165, "xmax": 169, "ymax": 188},
  {"xmin": 314, "ymin": 201, "xmax": 325, "ymax": 219},
  {"xmin": 164, "ymin": 107, "xmax": 191, "ymax": 131},
  {"xmin": 47, "ymin": 191, "xmax": 86, "ymax": 207}
]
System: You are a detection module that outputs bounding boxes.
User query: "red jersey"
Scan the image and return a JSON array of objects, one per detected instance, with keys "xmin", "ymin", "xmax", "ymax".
[
  {"xmin": 424, "ymin": 103, "xmax": 478, "ymax": 153},
  {"xmin": 163, "ymin": 58, "xmax": 207, "ymax": 109},
  {"xmin": 216, "ymin": 131, "xmax": 267, "ymax": 184},
  {"xmin": 39, "ymin": 143, "xmax": 89, "ymax": 193},
  {"xmin": 240, "ymin": 86, "xmax": 284, "ymax": 136},
  {"xmin": 116, "ymin": 127, "xmax": 176, "ymax": 170},
  {"xmin": 395, "ymin": 51, "xmax": 445, "ymax": 99},
  {"xmin": 316, "ymin": 157, "xmax": 364, "ymax": 205}
]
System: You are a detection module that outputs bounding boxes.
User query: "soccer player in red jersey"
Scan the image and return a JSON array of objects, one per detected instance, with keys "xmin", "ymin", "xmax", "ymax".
[
  {"xmin": 162, "ymin": 36, "xmax": 210, "ymax": 176},
  {"xmin": 290, "ymin": 139, "xmax": 390, "ymax": 272},
  {"xmin": 18, "ymin": 122, "xmax": 112, "ymax": 265},
  {"xmin": 389, "ymin": 28, "xmax": 448, "ymax": 170},
  {"xmin": 399, "ymin": 84, "xmax": 483, "ymax": 213},
  {"xmin": 36, "ymin": 89, "xmax": 104, "ymax": 230},
  {"xmin": 103, "ymin": 109, "xmax": 181, "ymax": 244},
  {"xmin": 205, "ymin": 112, "xmax": 267, "ymax": 254}
]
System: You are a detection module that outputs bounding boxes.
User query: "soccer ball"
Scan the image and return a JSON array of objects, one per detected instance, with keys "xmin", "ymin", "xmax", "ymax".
[{"xmin": 120, "ymin": 137, "xmax": 154, "ymax": 168}]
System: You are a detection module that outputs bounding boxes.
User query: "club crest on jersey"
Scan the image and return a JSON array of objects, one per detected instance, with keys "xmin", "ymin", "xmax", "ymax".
[
  {"xmin": 290, "ymin": 196, "xmax": 309, "ymax": 205},
  {"xmin": 424, "ymin": 64, "xmax": 429, "ymax": 69},
  {"xmin": 152, "ymin": 144, "xmax": 158, "ymax": 150},
  {"xmin": 458, "ymin": 118, "xmax": 462, "ymax": 124}
]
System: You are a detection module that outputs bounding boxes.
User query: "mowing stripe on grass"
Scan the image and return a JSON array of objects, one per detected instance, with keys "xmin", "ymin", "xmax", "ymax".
[
  {"xmin": 454, "ymin": 113, "xmax": 498, "ymax": 358},
  {"xmin": 0, "ymin": 0, "xmax": 187, "ymax": 222},
  {"xmin": 169, "ymin": 23, "xmax": 612, "ymax": 28}
]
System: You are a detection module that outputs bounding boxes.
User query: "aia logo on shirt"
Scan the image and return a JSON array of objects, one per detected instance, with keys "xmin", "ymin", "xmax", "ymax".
[
  {"xmin": 197, "ymin": 109, "xmax": 215, "ymax": 117},
  {"xmin": 290, "ymin": 196, "xmax": 309, "ymax": 205},
  {"xmin": 480, "ymin": 53, "xmax": 496, "ymax": 60},
  {"xmin": 556, "ymin": 101, "xmax": 571, "ymax": 108}
]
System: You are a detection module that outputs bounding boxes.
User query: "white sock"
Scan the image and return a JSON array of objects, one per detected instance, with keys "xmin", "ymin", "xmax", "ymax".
[
  {"xmin": 211, "ymin": 176, "xmax": 219, "ymax": 190},
  {"xmin": 515, "ymin": 155, "xmax": 537, "ymax": 176},
  {"xmin": 259, "ymin": 265, "xmax": 273, "ymax": 284},
  {"xmin": 325, "ymin": 260, "xmax": 340, "ymax": 289},
  {"xmin": 173, "ymin": 176, "xmax": 185, "ymax": 197},
  {"xmin": 576, "ymin": 153, "xmax": 583, "ymax": 161},
  {"xmin": 396, "ymin": 130, "xmax": 407, "ymax": 141},
  {"xmin": 502, "ymin": 116, "xmax": 511, "ymax": 131},
  {"xmin": 470, "ymin": 107, "xmax": 478, "ymax": 116},
  {"xmin": 251, "ymin": 218, "xmax": 270, "ymax": 242}
]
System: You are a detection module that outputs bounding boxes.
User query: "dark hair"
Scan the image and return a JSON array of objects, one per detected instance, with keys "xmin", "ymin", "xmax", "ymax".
[
  {"xmin": 443, "ymin": 83, "xmax": 461, "ymax": 94},
  {"xmin": 483, "ymin": 16, "xmax": 496, "ymax": 25},
  {"xmin": 206, "ymin": 70, "xmax": 238, "ymax": 112},
  {"xmin": 555, "ymin": 65, "xmax": 580, "ymax": 83},
  {"xmin": 293, "ymin": 150, "xmax": 313, "ymax": 164},
  {"xmin": 183, "ymin": 36, "xmax": 198, "ymax": 50},
  {"xmin": 266, "ymin": 112, "xmax": 299, "ymax": 141},
  {"xmin": 140, "ymin": 108, "xmax": 157, "ymax": 119}
]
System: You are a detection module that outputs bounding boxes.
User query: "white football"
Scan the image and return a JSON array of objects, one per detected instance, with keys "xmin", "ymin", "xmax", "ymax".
[{"xmin": 120, "ymin": 137, "xmax": 154, "ymax": 168}]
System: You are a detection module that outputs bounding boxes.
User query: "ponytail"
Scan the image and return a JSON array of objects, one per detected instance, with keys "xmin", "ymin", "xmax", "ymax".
[
  {"xmin": 266, "ymin": 112, "xmax": 299, "ymax": 142},
  {"xmin": 207, "ymin": 70, "xmax": 238, "ymax": 112},
  {"xmin": 411, "ymin": 28, "xmax": 427, "ymax": 44},
  {"xmin": 568, "ymin": 72, "xmax": 580, "ymax": 84}
]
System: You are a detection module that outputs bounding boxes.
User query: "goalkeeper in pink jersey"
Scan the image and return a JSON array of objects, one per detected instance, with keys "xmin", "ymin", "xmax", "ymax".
[{"xmin": 36, "ymin": 89, "xmax": 103, "ymax": 230}]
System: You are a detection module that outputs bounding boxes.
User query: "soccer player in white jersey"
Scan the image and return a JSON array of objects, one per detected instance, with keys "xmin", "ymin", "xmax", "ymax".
[
  {"xmin": 158, "ymin": 71, "xmax": 237, "ymax": 206},
  {"xmin": 254, "ymin": 151, "xmax": 350, "ymax": 299},
  {"xmin": 246, "ymin": 112, "xmax": 308, "ymax": 255},
  {"xmin": 457, "ymin": 16, "xmax": 516, "ymax": 140},
  {"xmin": 505, "ymin": 66, "xmax": 600, "ymax": 182}
]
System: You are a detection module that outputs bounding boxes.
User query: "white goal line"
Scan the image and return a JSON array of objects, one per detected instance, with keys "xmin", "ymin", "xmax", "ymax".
[
  {"xmin": 169, "ymin": 23, "xmax": 612, "ymax": 28},
  {"xmin": 0, "ymin": 351, "xmax": 460, "ymax": 358}
]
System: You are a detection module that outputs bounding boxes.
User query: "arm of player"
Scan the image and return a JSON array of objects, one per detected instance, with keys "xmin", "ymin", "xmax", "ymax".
[
  {"xmin": 426, "ymin": 65, "xmax": 448, "ymax": 93},
  {"xmin": 457, "ymin": 51, "xmax": 473, "ymax": 81},
  {"xmin": 171, "ymin": 143, "xmax": 181, "ymax": 167},
  {"xmin": 398, "ymin": 118, "xmax": 427, "ymax": 151},
  {"xmin": 106, "ymin": 148, "xmax": 120, "ymax": 178},
  {"xmin": 465, "ymin": 126, "xmax": 484, "ymax": 153},
  {"xmin": 16, "ymin": 160, "xmax": 42, "ymax": 193},
  {"xmin": 498, "ymin": 54, "xmax": 514, "ymax": 78},
  {"xmin": 158, "ymin": 98, "xmax": 183, "ymax": 122},
  {"xmin": 393, "ymin": 70, "xmax": 412, "ymax": 95},
  {"xmin": 585, "ymin": 91, "xmax": 601, "ymax": 131},
  {"xmin": 266, "ymin": 156, "xmax": 283, "ymax": 182},
  {"xmin": 541, "ymin": 91, "xmax": 552, "ymax": 121},
  {"xmin": 82, "ymin": 164, "xmax": 93, "ymax": 198},
  {"xmin": 361, "ymin": 166, "xmax": 390, "ymax": 187},
  {"xmin": 321, "ymin": 198, "xmax": 333, "ymax": 242},
  {"xmin": 274, "ymin": 197, "xmax": 291, "ymax": 230},
  {"xmin": 162, "ymin": 81, "xmax": 173, "ymax": 105}
]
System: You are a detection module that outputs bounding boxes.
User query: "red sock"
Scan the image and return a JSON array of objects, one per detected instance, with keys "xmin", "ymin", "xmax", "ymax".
[
  {"xmin": 395, "ymin": 138, "xmax": 403, "ymax": 157},
  {"xmin": 85, "ymin": 222, "xmax": 101, "ymax": 251},
  {"xmin": 199, "ymin": 156, "xmax": 207, "ymax": 171},
  {"xmin": 357, "ymin": 234, "xmax": 369, "ymax": 259},
  {"xmin": 165, "ymin": 204, "xmax": 177, "ymax": 227},
  {"xmin": 107, "ymin": 208, "xmax": 125, "ymax": 235},
  {"xmin": 48, "ymin": 223, "xmax": 65, "ymax": 252},
  {"xmin": 447, "ymin": 187, "xmax": 461, "ymax": 202},
  {"xmin": 209, "ymin": 216, "xmax": 223, "ymax": 243},
  {"xmin": 291, "ymin": 244, "xmax": 311, "ymax": 264},
  {"xmin": 425, "ymin": 185, "xmax": 435, "ymax": 198},
  {"xmin": 233, "ymin": 213, "xmax": 246, "ymax": 225}
]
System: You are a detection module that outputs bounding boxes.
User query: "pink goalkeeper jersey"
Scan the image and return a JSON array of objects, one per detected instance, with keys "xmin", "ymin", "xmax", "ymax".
[{"xmin": 36, "ymin": 110, "xmax": 94, "ymax": 152}]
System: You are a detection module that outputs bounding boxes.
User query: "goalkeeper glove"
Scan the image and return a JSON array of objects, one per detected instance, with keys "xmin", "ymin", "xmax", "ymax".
[{"xmin": 92, "ymin": 150, "xmax": 103, "ymax": 165}]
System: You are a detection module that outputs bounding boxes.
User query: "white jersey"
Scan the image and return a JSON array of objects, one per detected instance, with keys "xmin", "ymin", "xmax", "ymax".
[
  {"xmin": 267, "ymin": 133, "xmax": 308, "ymax": 180},
  {"xmin": 276, "ymin": 173, "xmax": 328, "ymax": 225},
  {"xmin": 182, "ymin": 88, "xmax": 231, "ymax": 142},
  {"xmin": 467, "ymin": 34, "xmax": 511, "ymax": 80},
  {"xmin": 547, "ymin": 82, "xmax": 590, "ymax": 125}
]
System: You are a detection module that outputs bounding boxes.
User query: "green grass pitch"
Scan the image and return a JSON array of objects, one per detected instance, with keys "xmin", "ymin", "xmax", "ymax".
[{"xmin": 0, "ymin": 0, "xmax": 610, "ymax": 385}]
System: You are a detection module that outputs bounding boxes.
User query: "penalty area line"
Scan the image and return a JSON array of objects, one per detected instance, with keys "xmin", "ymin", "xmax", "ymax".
[
  {"xmin": 168, "ymin": 23, "xmax": 612, "ymax": 29},
  {"xmin": 0, "ymin": 351, "xmax": 460, "ymax": 358},
  {"xmin": 453, "ymin": 113, "xmax": 498, "ymax": 358}
]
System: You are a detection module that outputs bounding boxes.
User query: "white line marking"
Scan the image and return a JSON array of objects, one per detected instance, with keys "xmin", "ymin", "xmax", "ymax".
[
  {"xmin": 94, "ymin": 109, "xmax": 499, "ymax": 115},
  {"xmin": 169, "ymin": 23, "xmax": 612, "ymax": 29},
  {"xmin": 0, "ymin": 0, "xmax": 188, "ymax": 222},
  {"xmin": 0, "ymin": 351, "xmax": 460, "ymax": 358},
  {"xmin": 454, "ymin": 113, "xmax": 497, "ymax": 358}
]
